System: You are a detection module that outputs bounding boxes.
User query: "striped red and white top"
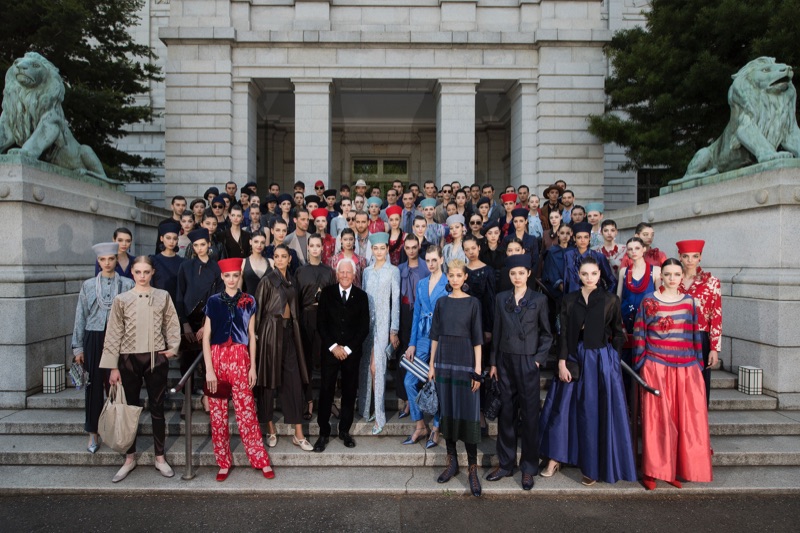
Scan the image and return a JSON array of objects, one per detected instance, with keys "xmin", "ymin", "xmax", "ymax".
[{"xmin": 632, "ymin": 293, "xmax": 703, "ymax": 370}]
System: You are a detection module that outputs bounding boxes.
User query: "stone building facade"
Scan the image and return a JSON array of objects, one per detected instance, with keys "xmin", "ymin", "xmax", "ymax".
[{"xmin": 120, "ymin": 0, "xmax": 649, "ymax": 208}]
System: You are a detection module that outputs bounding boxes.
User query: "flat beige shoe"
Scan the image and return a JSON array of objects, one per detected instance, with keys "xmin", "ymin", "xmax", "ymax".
[
  {"xmin": 155, "ymin": 459, "xmax": 174, "ymax": 478},
  {"xmin": 112, "ymin": 460, "xmax": 137, "ymax": 483},
  {"xmin": 292, "ymin": 436, "xmax": 313, "ymax": 452}
]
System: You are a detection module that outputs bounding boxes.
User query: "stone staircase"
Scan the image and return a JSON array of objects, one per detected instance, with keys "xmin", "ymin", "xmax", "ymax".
[{"xmin": 1, "ymin": 365, "xmax": 799, "ymax": 495}]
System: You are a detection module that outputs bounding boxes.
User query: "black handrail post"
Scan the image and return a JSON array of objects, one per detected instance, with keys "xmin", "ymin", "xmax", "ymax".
[{"xmin": 182, "ymin": 372, "xmax": 195, "ymax": 480}]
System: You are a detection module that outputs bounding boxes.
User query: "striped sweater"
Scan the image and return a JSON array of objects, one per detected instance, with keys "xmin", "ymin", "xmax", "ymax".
[{"xmin": 632, "ymin": 293, "xmax": 703, "ymax": 370}]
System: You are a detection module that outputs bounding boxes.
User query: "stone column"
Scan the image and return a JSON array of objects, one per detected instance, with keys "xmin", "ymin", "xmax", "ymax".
[
  {"xmin": 436, "ymin": 80, "xmax": 477, "ymax": 187},
  {"xmin": 509, "ymin": 80, "xmax": 538, "ymax": 189},
  {"xmin": 232, "ymin": 81, "xmax": 260, "ymax": 185},
  {"xmin": 292, "ymin": 78, "xmax": 332, "ymax": 188}
]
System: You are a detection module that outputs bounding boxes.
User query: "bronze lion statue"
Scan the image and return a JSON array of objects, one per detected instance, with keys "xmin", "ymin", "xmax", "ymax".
[
  {"xmin": 0, "ymin": 52, "xmax": 107, "ymax": 179},
  {"xmin": 679, "ymin": 57, "xmax": 800, "ymax": 181}
]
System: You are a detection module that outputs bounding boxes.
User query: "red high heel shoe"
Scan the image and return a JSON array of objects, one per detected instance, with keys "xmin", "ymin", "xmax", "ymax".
[
  {"xmin": 666, "ymin": 479, "xmax": 682, "ymax": 488},
  {"xmin": 642, "ymin": 475, "xmax": 656, "ymax": 491},
  {"xmin": 216, "ymin": 467, "xmax": 231, "ymax": 482}
]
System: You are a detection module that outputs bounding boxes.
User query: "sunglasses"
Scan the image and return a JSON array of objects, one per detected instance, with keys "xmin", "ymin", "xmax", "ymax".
[
  {"xmin": 315, "ymin": 186, "xmax": 325, "ymax": 190},
  {"xmin": 469, "ymin": 221, "xmax": 482, "ymax": 225},
  {"xmin": 346, "ymin": 217, "xmax": 355, "ymax": 222},
  {"xmin": 212, "ymin": 205, "xmax": 224, "ymax": 209}
]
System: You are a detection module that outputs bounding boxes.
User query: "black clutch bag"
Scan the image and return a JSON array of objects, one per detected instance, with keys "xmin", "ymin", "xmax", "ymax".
[
  {"xmin": 565, "ymin": 361, "xmax": 581, "ymax": 382},
  {"xmin": 483, "ymin": 378, "xmax": 502, "ymax": 421}
]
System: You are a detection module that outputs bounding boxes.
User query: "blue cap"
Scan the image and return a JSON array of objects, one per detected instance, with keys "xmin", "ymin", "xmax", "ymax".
[
  {"xmin": 369, "ymin": 232, "xmax": 389, "ymax": 246},
  {"xmin": 366, "ymin": 197, "xmax": 382, "ymax": 206},
  {"xmin": 419, "ymin": 198, "xmax": 437, "ymax": 209},
  {"xmin": 446, "ymin": 214, "xmax": 465, "ymax": 226},
  {"xmin": 511, "ymin": 208, "xmax": 529, "ymax": 220},
  {"xmin": 585, "ymin": 202, "xmax": 604, "ymax": 214},
  {"xmin": 572, "ymin": 221, "xmax": 593, "ymax": 235}
]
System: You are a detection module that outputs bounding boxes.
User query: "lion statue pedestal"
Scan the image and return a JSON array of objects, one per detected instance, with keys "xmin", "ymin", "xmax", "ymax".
[{"xmin": 0, "ymin": 52, "xmax": 108, "ymax": 179}]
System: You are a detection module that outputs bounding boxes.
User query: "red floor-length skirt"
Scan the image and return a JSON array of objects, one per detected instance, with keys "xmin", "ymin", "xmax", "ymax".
[{"xmin": 640, "ymin": 360, "xmax": 713, "ymax": 483}]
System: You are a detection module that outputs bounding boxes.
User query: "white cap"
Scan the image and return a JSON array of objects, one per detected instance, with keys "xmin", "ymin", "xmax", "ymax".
[{"xmin": 92, "ymin": 242, "xmax": 119, "ymax": 257}]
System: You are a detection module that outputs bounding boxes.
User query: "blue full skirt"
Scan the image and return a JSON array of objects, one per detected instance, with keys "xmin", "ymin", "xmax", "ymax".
[{"xmin": 538, "ymin": 342, "xmax": 637, "ymax": 483}]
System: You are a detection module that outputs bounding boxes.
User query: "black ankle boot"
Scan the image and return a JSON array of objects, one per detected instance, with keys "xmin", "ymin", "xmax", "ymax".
[
  {"xmin": 468, "ymin": 465, "xmax": 482, "ymax": 496},
  {"xmin": 437, "ymin": 454, "xmax": 459, "ymax": 483}
]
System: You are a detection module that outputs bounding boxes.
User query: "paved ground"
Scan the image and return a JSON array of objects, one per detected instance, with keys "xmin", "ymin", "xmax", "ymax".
[{"xmin": 1, "ymin": 493, "xmax": 798, "ymax": 532}]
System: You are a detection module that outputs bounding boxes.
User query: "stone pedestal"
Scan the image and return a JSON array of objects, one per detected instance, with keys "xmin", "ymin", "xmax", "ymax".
[
  {"xmin": 609, "ymin": 161, "xmax": 800, "ymax": 408},
  {"xmin": 0, "ymin": 155, "xmax": 166, "ymax": 408}
]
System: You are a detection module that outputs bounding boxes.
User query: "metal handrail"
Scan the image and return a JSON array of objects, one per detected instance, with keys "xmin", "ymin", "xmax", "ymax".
[{"xmin": 170, "ymin": 352, "xmax": 204, "ymax": 481}]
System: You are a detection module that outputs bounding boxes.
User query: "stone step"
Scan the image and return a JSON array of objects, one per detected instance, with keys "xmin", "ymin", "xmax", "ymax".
[
  {"xmin": 2, "ymin": 464, "xmax": 799, "ymax": 496},
  {"xmin": 709, "ymin": 389, "xmax": 778, "ymax": 410},
  {"xmin": 0, "ymin": 409, "xmax": 488, "ymax": 437},
  {"xmin": 5, "ymin": 408, "xmax": 797, "ymax": 439},
  {"xmin": 0, "ymin": 432, "xmax": 797, "ymax": 468}
]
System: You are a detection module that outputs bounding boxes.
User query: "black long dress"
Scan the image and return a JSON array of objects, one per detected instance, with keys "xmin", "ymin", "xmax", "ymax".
[{"xmin": 430, "ymin": 296, "xmax": 483, "ymax": 444}]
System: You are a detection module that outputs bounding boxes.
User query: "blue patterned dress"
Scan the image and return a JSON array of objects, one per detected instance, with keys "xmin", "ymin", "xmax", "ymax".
[{"xmin": 359, "ymin": 262, "xmax": 400, "ymax": 428}]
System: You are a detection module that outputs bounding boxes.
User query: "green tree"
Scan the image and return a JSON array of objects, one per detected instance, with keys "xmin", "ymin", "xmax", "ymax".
[
  {"xmin": 0, "ymin": 0, "xmax": 162, "ymax": 182},
  {"xmin": 588, "ymin": 0, "xmax": 800, "ymax": 184}
]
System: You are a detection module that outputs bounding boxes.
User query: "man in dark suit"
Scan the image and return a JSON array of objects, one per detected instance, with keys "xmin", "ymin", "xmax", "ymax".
[
  {"xmin": 314, "ymin": 258, "xmax": 370, "ymax": 451},
  {"xmin": 485, "ymin": 254, "xmax": 553, "ymax": 490}
]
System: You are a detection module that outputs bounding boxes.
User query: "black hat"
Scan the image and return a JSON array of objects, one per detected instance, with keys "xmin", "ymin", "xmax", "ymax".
[
  {"xmin": 481, "ymin": 219, "xmax": 500, "ymax": 234},
  {"xmin": 505, "ymin": 254, "xmax": 532, "ymax": 271},
  {"xmin": 511, "ymin": 207, "xmax": 529, "ymax": 220},
  {"xmin": 476, "ymin": 197, "xmax": 490, "ymax": 207},
  {"xmin": 572, "ymin": 221, "xmax": 593, "ymax": 235},
  {"xmin": 190, "ymin": 198, "xmax": 206, "ymax": 209},
  {"xmin": 265, "ymin": 194, "xmax": 278, "ymax": 204},
  {"xmin": 210, "ymin": 196, "xmax": 225, "ymax": 207},
  {"xmin": 305, "ymin": 195, "xmax": 320, "ymax": 205},
  {"xmin": 188, "ymin": 228, "xmax": 210, "ymax": 243},
  {"xmin": 324, "ymin": 188, "xmax": 337, "ymax": 198},
  {"xmin": 277, "ymin": 193, "xmax": 293, "ymax": 205},
  {"xmin": 159, "ymin": 220, "xmax": 181, "ymax": 236},
  {"xmin": 204, "ymin": 186, "xmax": 219, "ymax": 198},
  {"xmin": 216, "ymin": 193, "xmax": 230, "ymax": 202}
]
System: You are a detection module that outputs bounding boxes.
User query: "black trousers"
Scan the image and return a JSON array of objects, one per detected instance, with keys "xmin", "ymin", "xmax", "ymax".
[
  {"xmin": 395, "ymin": 302, "xmax": 414, "ymax": 401},
  {"xmin": 446, "ymin": 438, "xmax": 477, "ymax": 466},
  {"xmin": 257, "ymin": 322, "xmax": 304, "ymax": 425},
  {"xmin": 700, "ymin": 331, "xmax": 711, "ymax": 407},
  {"xmin": 119, "ymin": 352, "xmax": 169, "ymax": 456},
  {"xmin": 300, "ymin": 307, "xmax": 320, "ymax": 404},
  {"xmin": 318, "ymin": 348, "xmax": 362, "ymax": 437},
  {"xmin": 496, "ymin": 352, "xmax": 541, "ymax": 475},
  {"xmin": 83, "ymin": 330, "xmax": 108, "ymax": 434}
]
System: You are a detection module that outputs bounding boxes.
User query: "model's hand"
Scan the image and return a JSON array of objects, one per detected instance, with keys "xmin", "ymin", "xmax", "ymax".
[
  {"xmin": 708, "ymin": 350, "xmax": 719, "ymax": 368},
  {"xmin": 109, "ymin": 369, "xmax": 121, "ymax": 385},
  {"xmin": 427, "ymin": 367, "xmax": 435, "ymax": 382},
  {"xmin": 195, "ymin": 327, "xmax": 204, "ymax": 343},
  {"xmin": 73, "ymin": 353, "xmax": 84, "ymax": 366},
  {"xmin": 390, "ymin": 333, "xmax": 400, "ymax": 349},
  {"xmin": 405, "ymin": 346, "xmax": 416, "ymax": 362},
  {"xmin": 489, "ymin": 366, "xmax": 497, "ymax": 379},
  {"xmin": 159, "ymin": 350, "xmax": 176, "ymax": 359},
  {"xmin": 206, "ymin": 372, "xmax": 217, "ymax": 394},
  {"xmin": 248, "ymin": 368, "xmax": 257, "ymax": 389},
  {"xmin": 483, "ymin": 332, "xmax": 492, "ymax": 343},
  {"xmin": 333, "ymin": 346, "xmax": 348, "ymax": 360},
  {"xmin": 557, "ymin": 361, "xmax": 572, "ymax": 383},
  {"xmin": 471, "ymin": 378, "xmax": 481, "ymax": 393}
]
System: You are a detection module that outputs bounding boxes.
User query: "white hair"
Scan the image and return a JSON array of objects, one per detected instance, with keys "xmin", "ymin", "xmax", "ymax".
[{"xmin": 336, "ymin": 257, "xmax": 357, "ymax": 273}]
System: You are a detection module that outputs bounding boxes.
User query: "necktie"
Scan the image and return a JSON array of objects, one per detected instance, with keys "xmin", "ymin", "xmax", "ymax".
[
  {"xmin": 404, "ymin": 211, "xmax": 411, "ymax": 233},
  {"xmin": 342, "ymin": 290, "xmax": 347, "ymax": 305}
]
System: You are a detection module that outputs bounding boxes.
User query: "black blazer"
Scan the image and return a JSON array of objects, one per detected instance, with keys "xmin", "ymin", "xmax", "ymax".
[
  {"xmin": 490, "ymin": 288, "xmax": 552, "ymax": 366},
  {"xmin": 559, "ymin": 289, "xmax": 625, "ymax": 359},
  {"xmin": 317, "ymin": 284, "xmax": 370, "ymax": 358}
]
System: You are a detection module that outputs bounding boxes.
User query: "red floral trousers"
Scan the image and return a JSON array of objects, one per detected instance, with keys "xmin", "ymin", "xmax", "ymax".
[{"xmin": 210, "ymin": 341, "xmax": 271, "ymax": 469}]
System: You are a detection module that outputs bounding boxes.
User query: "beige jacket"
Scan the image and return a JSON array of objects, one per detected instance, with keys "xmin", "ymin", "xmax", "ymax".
[{"xmin": 100, "ymin": 288, "xmax": 181, "ymax": 370}]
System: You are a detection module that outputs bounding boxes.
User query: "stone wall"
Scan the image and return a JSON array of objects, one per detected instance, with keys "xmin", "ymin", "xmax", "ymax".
[
  {"xmin": 0, "ymin": 155, "xmax": 167, "ymax": 407},
  {"xmin": 608, "ymin": 162, "xmax": 800, "ymax": 408}
]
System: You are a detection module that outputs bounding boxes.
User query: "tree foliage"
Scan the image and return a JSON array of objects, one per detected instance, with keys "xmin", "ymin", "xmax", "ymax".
[
  {"xmin": 588, "ymin": 0, "xmax": 800, "ymax": 183},
  {"xmin": 0, "ymin": 0, "xmax": 162, "ymax": 182}
]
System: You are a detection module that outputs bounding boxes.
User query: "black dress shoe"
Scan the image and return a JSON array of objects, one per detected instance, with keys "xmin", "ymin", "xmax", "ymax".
[
  {"xmin": 339, "ymin": 432, "xmax": 356, "ymax": 448},
  {"xmin": 313, "ymin": 436, "xmax": 329, "ymax": 453},
  {"xmin": 468, "ymin": 465, "xmax": 482, "ymax": 497},
  {"xmin": 485, "ymin": 466, "xmax": 515, "ymax": 482},
  {"xmin": 522, "ymin": 472, "xmax": 535, "ymax": 491}
]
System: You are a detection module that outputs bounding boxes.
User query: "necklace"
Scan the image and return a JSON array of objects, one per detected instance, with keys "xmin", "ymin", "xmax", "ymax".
[{"xmin": 95, "ymin": 273, "xmax": 118, "ymax": 310}]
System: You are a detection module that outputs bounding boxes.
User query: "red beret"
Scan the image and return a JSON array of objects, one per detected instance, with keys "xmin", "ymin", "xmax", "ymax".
[
  {"xmin": 501, "ymin": 193, "xmax": 518, "ymax": 204},
  {"xmin": 218, "ymin": 258, "xmax": 243, "ymax": 274},
  {"xmin": 676, "ymin": 240, "xmax": 705, "ymax": 255},
  {"xmin": 311, "ymin": 207, "xmax": 329, "ymax": 220},
  {"xmin": 385, "ymin": 205, "xmax": 402, "ymax": 218},
  {"xmin": 314, "ymin": 180, "xmax": 325, "ymax": 188}
]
